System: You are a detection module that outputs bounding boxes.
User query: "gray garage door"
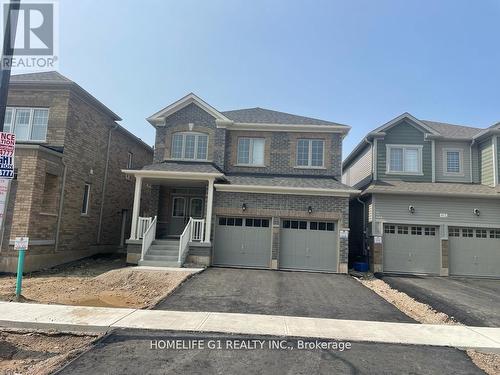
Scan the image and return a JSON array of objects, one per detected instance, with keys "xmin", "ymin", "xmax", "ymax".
[
  {"xmin": 280, "ymin": 219, "xmax": 338, "ymax": 272},
  {"xmin": 449, "ymin": 227, "xmax": 500, "ymax": 278},
  {"xmin": 213, "ymin": 217, "xmax": 271, "ymax": 268},
  {"xmin": 383, "ymin": 224, "xmax": 441, "ymax": 275}
]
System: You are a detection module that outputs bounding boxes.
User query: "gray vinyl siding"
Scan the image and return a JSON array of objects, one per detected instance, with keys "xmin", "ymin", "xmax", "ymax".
[
  {"xmin": 435, "ymin": 141, "xmax": 471, "ymax": 183},
  {"xmin": 472, "ymin": 144, "xmax": 480, "ymax": 183},
  {"xmin": 497, "ymin": 136, "xmax": 500, "ymax": 184},
  {"xmin": 342, "ymin": 144, "xmax": 372, "ymax": 187},
  {"xmin": 373, "ymin": 194, "xmax": 500, "ymax": 228},
  {"xmin": 376, "ymin": 120, "xmax": 432, "ymax": 182},
  {"xmin": 479, "ymin": 139, "xmax": 494, "ymax": 187}
]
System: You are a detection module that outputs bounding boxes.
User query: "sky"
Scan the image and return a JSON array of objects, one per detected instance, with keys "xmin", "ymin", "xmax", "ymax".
[{"xmin": 17, "ymin": 0, "xmax": 500, "ymax": 157}]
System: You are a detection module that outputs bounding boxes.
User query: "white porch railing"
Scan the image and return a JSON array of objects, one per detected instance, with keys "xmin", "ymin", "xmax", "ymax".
[
  {"xmin": 140, "ymin": 216, "xmax": 157, "ymax": 261},
  {"xmin": 137, "ymin": 216, "xmax": 152, "ymax": 239},
  {"xmin": 191, "ymin": 218, "xmax": 205, "ymax": 242},
  {"xmin": 178, "ymin": 218, "xmax": 193, "ymax": 264}
]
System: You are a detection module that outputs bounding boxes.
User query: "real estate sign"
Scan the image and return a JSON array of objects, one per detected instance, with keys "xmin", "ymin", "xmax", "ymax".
[
  {"xmin": 14, "ymin": 237, "xmax": 29, "ymax": 251},
  {"xmin": 0, "ymin": 132, "xmax": 15, "ymax": 179}
]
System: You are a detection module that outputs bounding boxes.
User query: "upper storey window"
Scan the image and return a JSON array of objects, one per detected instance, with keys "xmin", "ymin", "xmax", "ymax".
[
  {"xmin": 237, "ymin": 137, "xmax": 265, "ymax": 166},
  {"xmin": 296, "ymin": 139, "xmax": 324, "ymax": 167},
  {"xmin": 444, "ymin": 149, "xmax": 462, "ymax": 175},
  {"xmin": 4, "ymin": 107, "xmax": 49, "ymax": 141},
  {"xmin": 171, "ymin": 132, "xmax": 208, "ymax": 160},
  {"xmin": 386, "ymin": 144, "xmax": 423, "ymax": 174}
]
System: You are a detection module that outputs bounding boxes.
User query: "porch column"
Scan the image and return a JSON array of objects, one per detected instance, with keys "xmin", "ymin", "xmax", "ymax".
[
  {"xmin": 130, "ymin": 175, "xmax": 142, "ymax": 240},
  {"xmin": 204, "ymin": 178, "xmax": 214, "ymax": 243}
]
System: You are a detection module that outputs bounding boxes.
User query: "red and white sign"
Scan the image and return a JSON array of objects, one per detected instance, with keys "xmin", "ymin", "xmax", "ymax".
[{"xmin": 0, "ymin": 132, "xmax": 15, "ymax": 179}]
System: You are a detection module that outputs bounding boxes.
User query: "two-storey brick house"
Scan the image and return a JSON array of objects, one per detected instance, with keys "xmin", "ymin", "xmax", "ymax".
[
  {"xmin": 0, "ymin": 71, "xmax": 153, "ymax": 272},
  {"xmin": 124, "ymin": 93, "xmax": 358, "ymax": 273},
  {"xmin": 342, "ymin": 113, "xmax": 500, "ymax": 278}
]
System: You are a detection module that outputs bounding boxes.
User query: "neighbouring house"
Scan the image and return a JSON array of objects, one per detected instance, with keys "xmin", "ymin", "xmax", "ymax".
[
  {"xmin": 124, "ymin": 93, "xmax": 358, "ymax": 273},
  {"xmin": 0, "ymin": 71, "xmax": 153, "ymax": 273},
  {"xmin": 342, "ymin": 113, "xmax": 500, "ymax": 278}
]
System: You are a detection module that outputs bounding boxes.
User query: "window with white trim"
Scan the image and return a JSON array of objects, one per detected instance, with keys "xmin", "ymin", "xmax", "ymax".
[
  {"xmin": 444, "ymin": 149, "xmax": 462, "ymax": 174},
  {"xmin": 296, "ymin": 139, "xmax": 324, "ymax": 167},
  {"xmin": 3, "ymin": 107, "xmax": 49, "ymax": 141},
  {"xmin": 81, "ymin": 183, "xmax": 91, "ymax": 215},
  {"xmin": 386, "ymin": 145, "xmax": 422, "ymax": 174},
  {"xmin": 237, "ymin": 138, "xmax": 265, "ymax": 166},
  {"xmin": 171, "ymin": 132, "xmax": 208, "ymax": 160}
]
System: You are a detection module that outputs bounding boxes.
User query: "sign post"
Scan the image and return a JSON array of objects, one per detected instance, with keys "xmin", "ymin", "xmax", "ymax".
[{"xmin": 14, "ymin": 236, "xmax": 28, "ymax": 299}]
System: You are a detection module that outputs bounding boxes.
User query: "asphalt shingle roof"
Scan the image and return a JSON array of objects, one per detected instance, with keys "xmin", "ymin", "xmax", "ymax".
[
  {"xmin": 141, "ymin": 161, "xmax": 223, "ymax": 174},
  {"xmin": 421, "ymin": 120, "xmax": 483, "ymax": 139},
  {"xmin": 363, "ymin": 180, "xmax": 500, "ymax": 197},
  {"xmin": 10, "ymin": 71, "xmax": 72, "ymax": 83},
  {"xmin": 222, "ymin": 173, "xmax": 356, "ymax": 190},
  {"xmin": 221, "ymin": 107, "xmax": 348, "ymax": 126}
]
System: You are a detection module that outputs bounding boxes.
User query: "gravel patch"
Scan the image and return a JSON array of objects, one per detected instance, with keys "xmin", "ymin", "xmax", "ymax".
[
  {"xmin": 357, "ymin": 275, "xmax": 499, "ymax": 374},
  {"xmin": 0, "ymin": 328, "xmax": 101, "ymax": 375}
]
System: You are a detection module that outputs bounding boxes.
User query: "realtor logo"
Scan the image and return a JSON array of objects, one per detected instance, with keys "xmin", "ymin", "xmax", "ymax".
[{"xmin": 1, "ymin": 0, "xmax": 59, "ymax": 69}]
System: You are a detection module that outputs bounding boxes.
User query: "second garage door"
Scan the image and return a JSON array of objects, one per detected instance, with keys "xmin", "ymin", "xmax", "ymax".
[
  {"xmin": 280, "ymin": 219, "xmax": 338, "ymax": 272},
  {"xmin": 449, "ymin": 227, "xmax": 500, "ymax": 278},
  {"xmin": 213, "ymin": 217, "xmax": 271, "ymax": 268},
  {"xmin": 383, "ymin": 224, "xmax": 441, "ymax": 275}
]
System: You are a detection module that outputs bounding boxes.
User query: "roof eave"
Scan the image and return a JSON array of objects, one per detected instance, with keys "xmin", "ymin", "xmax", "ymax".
[{"xmin": 362, "ymin": 189, "xmax": 500, "ymax": 199}]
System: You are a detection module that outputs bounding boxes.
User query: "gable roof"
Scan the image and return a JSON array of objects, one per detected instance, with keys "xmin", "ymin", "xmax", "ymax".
[
  {"xmin": 10, "ymin": 71, "xmax": 72, "ymax": 83},
  {"xmin": 221, "ymin": 107, "xmax": 348, "ymax": 127},
  {"xmin": 343, "ymin": 112, "xmax": 489, "ymax": 169},
  {"xmin": 147, "ymin": 93, "xmax": 232, "ymax": 126},
  {"xmin": 10, "ymin": 71, "xmax": 121, "ymax": 121}
]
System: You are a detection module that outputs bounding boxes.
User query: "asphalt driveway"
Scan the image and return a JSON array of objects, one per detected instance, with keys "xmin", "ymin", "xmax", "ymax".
[
  {"xmin": 156, "ymin": 268, "xmax": 413, "ymax": 323},
  {"xmin": 382, "ymin": 275, "xmax": 500, "ymax": 327},
  {"xmin": 58, "ymin": 329, "xmax": 484, "ymax": 375}
]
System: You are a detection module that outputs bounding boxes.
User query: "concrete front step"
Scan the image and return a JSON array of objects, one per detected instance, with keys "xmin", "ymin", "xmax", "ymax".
[
  {"xmin": 138, "ymin": 259, "xmax": 181, "ymax": 267},
  {"xmin": 144, "ymin": 254, "xmax": 178, "ymax": 262},
  {"xmin": 152, "ymin": 239, "xmax": 179, "ymax": 246},
  {"xmin": 149, "ymin": 244, "xmax": 179, "ymax": 251},
  {"xmin": 147, "ymin": 249, "xmax": 178, "ymax": 256}
]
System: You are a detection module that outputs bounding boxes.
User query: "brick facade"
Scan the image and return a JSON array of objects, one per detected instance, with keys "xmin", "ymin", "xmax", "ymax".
[{"xmin": 0, "ymin": 83, "xmax": 153, "ymax": 272}]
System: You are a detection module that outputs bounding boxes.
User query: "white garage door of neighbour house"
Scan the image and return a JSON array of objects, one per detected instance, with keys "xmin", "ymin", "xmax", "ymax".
[
  {"xmin": 449, "ymin": 227, "xmax": 500, "ymax": 278},
  {"xmin": 280, "ymin": 219, "xmax": 338, "ymax": 272},
  {"xmin": 383, "ymin": 224, "xmax": 441, "ymax": 275},
  {"xmin": 213, "ymin": 217, "xmax": 271, "ymax": 268}
]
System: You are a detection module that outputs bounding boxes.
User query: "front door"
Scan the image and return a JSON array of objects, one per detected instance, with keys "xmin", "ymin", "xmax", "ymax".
[{"xmin": 168, "ymin": 196, "xmax": 204, "ymax": 236}]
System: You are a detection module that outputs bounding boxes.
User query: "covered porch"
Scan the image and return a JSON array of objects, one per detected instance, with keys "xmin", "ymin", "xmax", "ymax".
[{"xmin": 123, "ymin": 162, "xmax": 224, "ymax": 267}]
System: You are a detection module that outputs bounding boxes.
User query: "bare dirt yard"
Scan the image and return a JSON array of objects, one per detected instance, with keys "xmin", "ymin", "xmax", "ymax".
[
  {"xmin": 0, "ymin": 328, "xmax": 100, "ymax": 375},
  {"xmin": 0, "ymin": 255, "xmax": 194, "ymax": 308},
  {"xmin": 358, "ymin": 275, "xmax": 500, "ymax": 375}
]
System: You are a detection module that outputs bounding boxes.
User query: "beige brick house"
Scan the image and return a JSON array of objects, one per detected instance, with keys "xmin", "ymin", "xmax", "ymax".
[
  {"xmin": 0, "ymin": 71, "xmax": 153, "ymax": 272},
  {"xmin": 125, "ymin": 94, "xmax": 358, "ymax": 273}
]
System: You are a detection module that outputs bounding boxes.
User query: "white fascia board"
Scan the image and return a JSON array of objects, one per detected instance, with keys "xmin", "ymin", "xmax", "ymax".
[
  {"xmin": 370, "ymin": 113, "xmax": 439, "ymax": 136},
  {"xmin": 217, "ymin": 122, "xmax": 351, "ymax": 134},
  {"xmin": 214, "ymin": 183, "xmax": 359, "ymax": 197},
  {"xmin": 122, "ymin": 169, "xmax": 223, "ymax": 180},
  {"xmin": 147, "ymin": 93, "xmax": 232, "ymax": 126}
]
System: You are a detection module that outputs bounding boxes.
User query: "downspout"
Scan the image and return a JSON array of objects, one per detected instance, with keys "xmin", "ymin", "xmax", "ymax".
[
  {"xmin": 356, "ymin": 196, "xmax": 367, "ymax": 265},
  {"xmin": 54, "ymin": 160, "xmax": 67, "ymax": 252},
  {"xmin": 97, "ymin": 124, "xmax": 119, "ymax": 243},
  {"xmin": 470, "ymin": 139, "xmax": 475, "ymax": 183}
]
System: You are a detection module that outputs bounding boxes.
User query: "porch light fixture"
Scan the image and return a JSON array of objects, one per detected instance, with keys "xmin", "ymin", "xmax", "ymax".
[
  {"xmin": 473, "ymin": 208, "xmax": 480, "ymax": 216},
  {"xmin": 408, "ymin": 205, "xmax": 415, "ymax": 214},
  {"xmin": 242, "ymin": 203, "xmax": 247, "ymax": 211},
  {"xmin": 308, "ymin": 206, "xmax": 313, "ymax": 214}
]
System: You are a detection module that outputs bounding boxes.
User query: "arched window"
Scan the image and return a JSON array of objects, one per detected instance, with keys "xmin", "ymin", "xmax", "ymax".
[{"xmin": 171, "ymin": 132, "xmax": 208, "ymax": 160}]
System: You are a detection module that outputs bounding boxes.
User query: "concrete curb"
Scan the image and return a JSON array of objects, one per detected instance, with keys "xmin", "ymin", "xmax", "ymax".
[{"xmin": 1, "ymin": 301, "xmax": 499, "ymax": 353}]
